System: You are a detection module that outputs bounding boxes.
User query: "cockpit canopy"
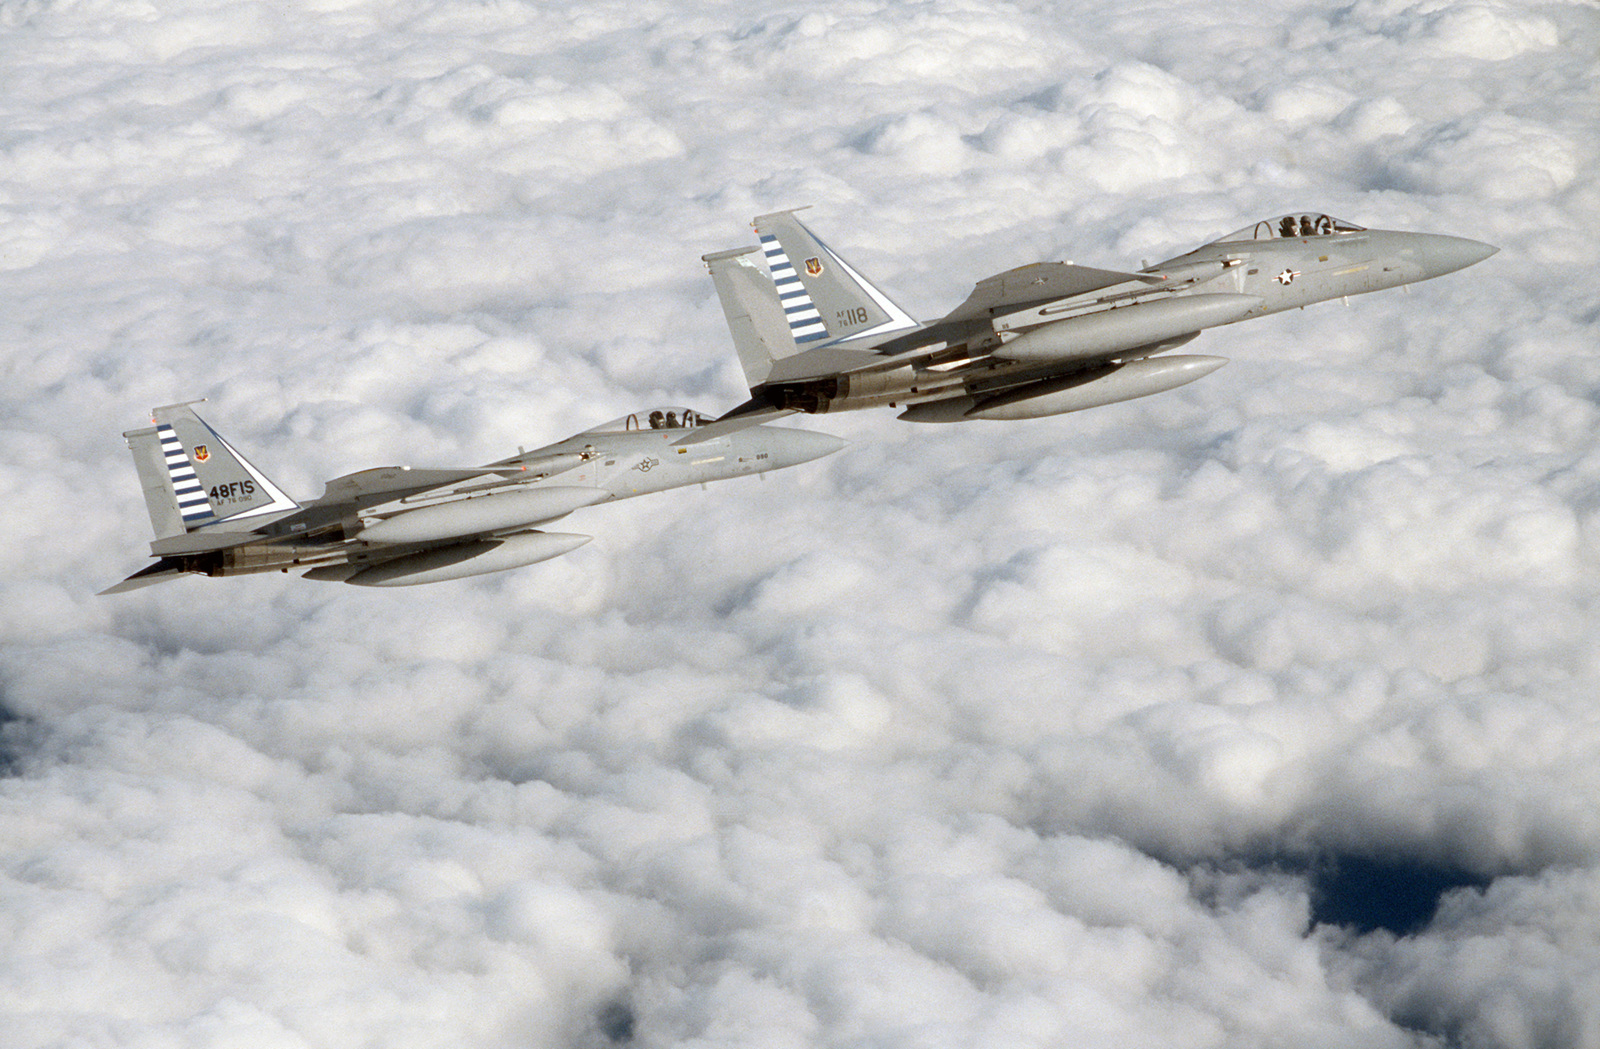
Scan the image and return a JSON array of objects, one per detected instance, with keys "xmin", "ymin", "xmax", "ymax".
[
  {"xmin": 1217, "ymin": 214, "xmax": 1367, "ymax": 243},
  {"xmin": 581, "ymin": 407, "xmax": 712, "ymax": 434}
]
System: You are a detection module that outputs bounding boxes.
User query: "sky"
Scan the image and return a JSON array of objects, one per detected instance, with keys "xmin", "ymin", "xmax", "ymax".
[{"xmin": 1, "ymin": 0, "xmax": 1597, "ymax": 1046}]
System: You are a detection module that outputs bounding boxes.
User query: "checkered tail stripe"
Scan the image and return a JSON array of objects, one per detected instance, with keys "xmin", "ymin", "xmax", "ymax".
[
  {"xmin": 156, "ymin": 423, "xmax": 214, "ymax": 526},
  {"xmin": 760, "ymin": 234, "xmax": 828, "ymax": 344}
]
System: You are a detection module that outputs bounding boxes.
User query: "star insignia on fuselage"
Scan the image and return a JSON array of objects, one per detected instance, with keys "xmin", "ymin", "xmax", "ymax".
[{"xmin": 1275, "ymin": 268, "xmax": 1300, "ymax": 285}]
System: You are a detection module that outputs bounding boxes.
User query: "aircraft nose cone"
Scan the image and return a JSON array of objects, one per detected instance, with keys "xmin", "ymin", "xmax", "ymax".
[
  {"xmin": 780, "ymin": 428, "xmax": 848, "ymax": 466},
  {"xmin": 1420, "ymin": 234, "xmax": 1498, "ymax": 278}
]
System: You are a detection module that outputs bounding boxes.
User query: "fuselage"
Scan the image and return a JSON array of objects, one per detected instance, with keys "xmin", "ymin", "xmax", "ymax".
[
  {"xmin": 1153, "ymin": 223, "xmax": 1497, "ymax": 316},
  {"xmin": 179, "ymin": 410, "xmax": 843, "ymax": 581},
  {"xmin": 753, "ymin": 214, "xmax": 1495, "ymax": 421},
  {"xmin": 496, "ymin": 409, "xmax": 841, "ymax": 499}
]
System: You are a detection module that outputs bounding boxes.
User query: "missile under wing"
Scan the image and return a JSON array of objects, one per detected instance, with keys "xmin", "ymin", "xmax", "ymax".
[
  {"xmin": 690, "ymin": 208, "xmax": 1494, "ymax": 436},
  {"xmin": 103, "ymin": 402, "xmax": 843, "ymax": 592}
]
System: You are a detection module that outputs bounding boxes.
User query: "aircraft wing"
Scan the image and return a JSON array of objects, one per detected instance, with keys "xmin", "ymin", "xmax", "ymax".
[
  {"xmin": 319, "ymin": 450, "xmax": 593, "ymax": 503},
  {"xmin": 308, "ymin": 466, "xmax": 493, "ymax": 509},
  {"xmin": 868, "ymin": 261, "xmax": 1155, "ymax": 357},
  {"xmin": 938, "ymin": 261, "xmax": 1155, "ymax": 324}
]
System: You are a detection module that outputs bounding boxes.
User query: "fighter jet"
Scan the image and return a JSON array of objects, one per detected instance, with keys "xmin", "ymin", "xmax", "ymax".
[
  {"xmin": 688, "ymin": 209, "xmax": 1496, "ymax": 437},
  {"xmin": 102, "ymin": 402, "xmax": 843, "ymax": 591}
]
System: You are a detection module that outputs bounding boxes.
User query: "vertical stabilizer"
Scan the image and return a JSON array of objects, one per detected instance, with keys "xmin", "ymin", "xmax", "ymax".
[
  {"xmin": 148, "ymin": 403, "xmax": 298, "ymax": 530},
  {"xmin": 704, "ymin": 246, "xmax": 803, "ymax": 389},
  {"xmin": 752, "ymin": 209, "xmax": 919, "ymax": 347},
  {"xmin": 124, "ymin": 426, "xmax": 186, "ymax": 539}
]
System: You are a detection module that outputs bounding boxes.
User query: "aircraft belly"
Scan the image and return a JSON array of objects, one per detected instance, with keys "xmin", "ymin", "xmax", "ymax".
[
  {"xmin": 333, "ymin": 532, "xmax": 593, "ymax": 586},
  {"xmin": 968, "ymin": 355, "xmax": 1227, "ymax": 419},
  {"xmin": 995, "ymin": 294, "xmax": 1261, "ymax": 363},
  {"xmin": 361, "ymin": 486, "xmax": 608, "ymax": 544},
  {"xmin": 899, "ymin": 355, "xmax": 1228, "ymax": 422},
  {"xmin": 896, "ymin": 396, "xmax": 978, "ymax": 423},
  {"xmin": 204, "ymin": 538, "xmax": 355, "ymax": 576}
]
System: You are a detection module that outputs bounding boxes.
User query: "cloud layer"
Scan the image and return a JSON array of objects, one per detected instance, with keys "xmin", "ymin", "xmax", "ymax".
[{"xmin": 3, "ymin": 1, "xmax": 1598, "ymax": 1046}]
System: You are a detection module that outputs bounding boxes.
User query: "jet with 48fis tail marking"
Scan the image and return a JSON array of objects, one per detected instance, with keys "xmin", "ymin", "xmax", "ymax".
[
  {"xmin": 103, "ymin": 402, "xmax": 842, "ymax": 592},
  {"xmin": 687, "ymin": 209, "xmax": 1495, "ymax": 439}
]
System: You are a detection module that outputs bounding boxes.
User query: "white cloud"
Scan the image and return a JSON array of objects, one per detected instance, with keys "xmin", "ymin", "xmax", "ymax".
[{"xmin": 1, "ymin": 0, "xmax": 1597, "ymax": 1047}]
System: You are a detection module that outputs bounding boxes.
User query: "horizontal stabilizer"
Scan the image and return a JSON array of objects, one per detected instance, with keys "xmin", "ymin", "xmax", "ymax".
[
  {"xmin": 764, "ymin": 345, "xmax": 884, "ymax": 383},
  {"xmin": 99, "ymin": 559, "xmax": 189, "ymax": 595},
  {"xmin": 150, "ymin": 530, "xmax": 263, "ymax": 556},
  {"xmin": 672, "ymin": 403, "xmax": 797, "ymax": 446}
]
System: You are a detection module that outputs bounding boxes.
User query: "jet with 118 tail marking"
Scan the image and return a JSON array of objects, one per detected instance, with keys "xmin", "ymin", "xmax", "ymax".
[{"xmin": 683, "ymin": 209, "xmax": 1496, "ymax": 440}]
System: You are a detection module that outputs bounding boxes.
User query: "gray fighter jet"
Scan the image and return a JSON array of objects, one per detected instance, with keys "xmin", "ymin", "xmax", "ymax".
[
  {"xmin": 103, "ymin": 403, "xmax": 843, "ymax": 591},
  {"xmin": 689, "ymin": 209, "xmax": 1495, "ymax": 437}
]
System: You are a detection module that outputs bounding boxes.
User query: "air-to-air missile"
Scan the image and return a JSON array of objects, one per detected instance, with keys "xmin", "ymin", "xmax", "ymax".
[
  {"xmin": 102, "ymin": 403, "xmax": 843, "ymax": 591},
  {"xmin": 681, "ymin": 209, "xmax": 1496, "ymax": 439}
]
